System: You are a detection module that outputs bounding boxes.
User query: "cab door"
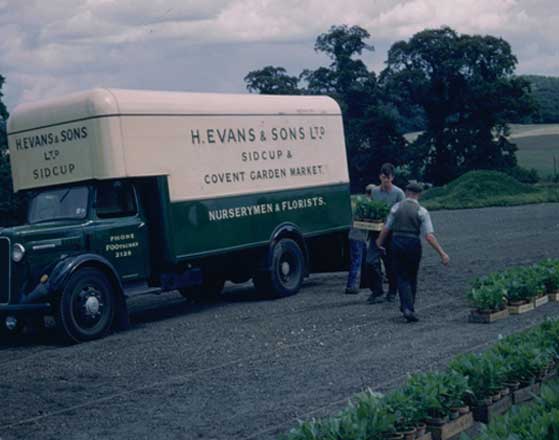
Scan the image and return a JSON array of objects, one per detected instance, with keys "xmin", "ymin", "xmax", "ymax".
[{"xmin": 89, "ymin": 180, "xmax": 150, "ymax": 282}]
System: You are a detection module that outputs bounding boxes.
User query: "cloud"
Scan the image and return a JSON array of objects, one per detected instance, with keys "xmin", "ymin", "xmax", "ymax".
[{"xmin": 1, "ymin": 0, "xmax": 558, "ymax": 111}]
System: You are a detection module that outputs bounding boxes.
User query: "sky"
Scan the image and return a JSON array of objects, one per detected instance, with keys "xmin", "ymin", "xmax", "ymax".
[{"xmin": 1, "ymin": 0, "xmax": 559, "ymax": 112}]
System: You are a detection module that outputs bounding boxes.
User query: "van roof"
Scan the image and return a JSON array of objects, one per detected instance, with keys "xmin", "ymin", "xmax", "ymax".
[
  {"xmin": 7, "ymin": 89, "xmax": 348, "ymax": 198},
  {"xmin": 8, "ymin": 88, "xmax": 341, "ymax": 134}
]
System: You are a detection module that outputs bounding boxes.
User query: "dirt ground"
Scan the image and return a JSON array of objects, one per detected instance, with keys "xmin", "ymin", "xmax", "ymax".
[{"xmin": 1, "ymin": 203, "xmax": 559, "ymax": 440}]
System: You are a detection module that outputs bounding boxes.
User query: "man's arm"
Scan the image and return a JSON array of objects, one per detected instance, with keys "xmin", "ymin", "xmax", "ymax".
[
  {"xmin": 425, "ymin": 233, "xmax": 450, "ymax": 265},
  {"xmin": 375, "ymin": 226, "xmax": 391, "ymax": 250}
]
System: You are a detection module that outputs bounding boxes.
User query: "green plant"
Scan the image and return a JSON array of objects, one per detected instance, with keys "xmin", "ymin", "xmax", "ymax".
[
  {"xmin": 503, "ymin": 266, "xmax": 545, "ymax": 302},
  {"xmin": 354, "ymin": 199, "xmax": 390, "ymax": 221},
  {"xmin": 468, "ymin": 282, "xmax": 507, "ymax": 312},
  {"xmin": 448, "ymin": 352, "xmax": 506, "ymax": 404},
  {"xmin": 384, "ymin": 389, "xmax": 422, "ymax": 429},
  {"xmin": 442, "ymin": 370, "xmax": 471, "ymax": 408},
  {"xmin": 404, "ymin": 372, "xmax": 450, "ymax": 418},
  {"xmin": 350, "ymin": 389, "xmax": 396, "ymax": 438},
  {"xmin": 535, "ymin": 259, "xmax": 559, "ymax": 293}
]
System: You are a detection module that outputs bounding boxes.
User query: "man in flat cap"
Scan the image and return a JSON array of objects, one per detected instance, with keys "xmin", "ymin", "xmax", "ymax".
[{"xmin": 375, "ymin": 182, "xmax": 449, "ymax": 322}]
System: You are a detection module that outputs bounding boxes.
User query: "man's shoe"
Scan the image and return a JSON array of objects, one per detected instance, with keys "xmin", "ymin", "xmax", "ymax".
[
  {"xmin": 385, "ymin": 293, "xmax": 396, "ymax": 303},
  {"xmin": 403, "ymin": 309, "xmax": 419, "ymax": 322},
  {"xmin": 345, "ymin": 287, "xmax": 360, "ymax": 295},
  {"xmin": 367, "ymin": 293, "xmax": 384, "ymax": 304}
]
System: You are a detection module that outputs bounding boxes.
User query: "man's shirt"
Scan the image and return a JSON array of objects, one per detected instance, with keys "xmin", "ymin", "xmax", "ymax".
[{"xmin": 371, "ymin": 185, "xmax": 405, "ymax": 208}]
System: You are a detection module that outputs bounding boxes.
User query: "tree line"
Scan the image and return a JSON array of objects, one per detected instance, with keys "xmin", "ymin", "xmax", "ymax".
[
  {"xmin": 0, "ymin": 25, "xmax": 553, "ymax": 225},
  {"xmin": 245, "ymin": 25, "xmax": 537, "ymax": 189}
]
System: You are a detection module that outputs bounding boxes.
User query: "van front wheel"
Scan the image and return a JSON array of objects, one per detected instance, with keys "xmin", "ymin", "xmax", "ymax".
[
  {"xmin": 254, "ymin": 238, "xmax": 305, "ymax": 298},
  {"xmin": 56, "ymin": 268, "xmax": 115, "ymax": 343}
]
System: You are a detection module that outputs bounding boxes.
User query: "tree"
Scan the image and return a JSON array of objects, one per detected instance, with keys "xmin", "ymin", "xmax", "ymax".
[
  {"xmin": 0, "ymin": 74, "xmax": 25, "ymax": 226},
  {"xmin": 382, "ymin": 27, "xmax": 536, "ymax": 185},
  {"xmin": 244, "ymin": 66, "xmax": 301, "ymax": 95},
  {"xmin": 520, "ymin": 75, "xmax": 559, "ymax": 123},
  {"xmin": 244, "ymin": 26, "xmax": 406, "ymax": 191}
]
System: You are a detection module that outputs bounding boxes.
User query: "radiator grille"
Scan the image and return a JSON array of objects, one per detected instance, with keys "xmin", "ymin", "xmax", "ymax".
[{"xmin": 0, "ymin": 237, "xmax": 10, "ymax": 304}]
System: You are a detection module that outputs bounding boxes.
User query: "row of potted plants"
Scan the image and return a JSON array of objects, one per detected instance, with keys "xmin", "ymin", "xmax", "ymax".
[
  {"xmin": 464, "ymin": 381, "xmax": 559, "ymax": 440},
  {"xmin": 282, "ymin": 318, "xmax": 559, "ymax": 440},
  {"xmin": 468, "ymin": 259, "xmax": 559, "ymax": 320}
]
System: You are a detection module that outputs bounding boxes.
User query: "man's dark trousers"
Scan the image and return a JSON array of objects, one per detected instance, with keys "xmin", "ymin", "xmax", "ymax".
[
  {"xmin": 391, "ymin": 235, "xmax": 422, "ymax": 312},
  {"xmin": 368, "ymin": 233, "xmax": 397, "ymax": 297}
]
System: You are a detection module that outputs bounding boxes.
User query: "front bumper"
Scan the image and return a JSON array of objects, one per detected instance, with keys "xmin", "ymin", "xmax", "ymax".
[{"xmin": 0, "ymin": 303, "xmax": 52, "ymax": 318}]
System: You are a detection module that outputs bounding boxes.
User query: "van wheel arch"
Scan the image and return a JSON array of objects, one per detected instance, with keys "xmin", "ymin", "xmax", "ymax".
[
  {"xmin": 267, "ymin": 224, "xmax": 309, "ymax": 274},
  {"xmin": 52, "ymin": 258, "xmax": 129, "ymax": 336}
]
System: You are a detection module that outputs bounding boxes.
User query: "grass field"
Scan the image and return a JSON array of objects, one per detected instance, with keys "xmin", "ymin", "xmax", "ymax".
[
  {"xmin": 509, "ymin": 124, "xmax": 559, "ymax": 178},
  {"xmin": 404, "ymin": 124, "xmax": 559, "ymax": 179}
]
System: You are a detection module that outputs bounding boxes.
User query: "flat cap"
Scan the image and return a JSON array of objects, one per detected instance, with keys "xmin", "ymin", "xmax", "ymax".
[{"xmin": 405, "ymin": 182, "xmax": 423, "ymax": 193}]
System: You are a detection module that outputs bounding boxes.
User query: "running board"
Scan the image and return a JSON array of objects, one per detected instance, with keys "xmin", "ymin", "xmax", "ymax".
[{"xmin": 124, "ymin": 282, "xmax": 162, "ymax": 297}]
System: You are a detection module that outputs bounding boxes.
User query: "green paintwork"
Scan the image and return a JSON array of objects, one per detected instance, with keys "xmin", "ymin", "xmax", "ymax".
[
  {"xmin": 168, "ymin": 183, "xmax": 352, "ymax": 261},
  {"xmin": 0, "ymin": 178, "xmax": 351, "ymax": 308}
]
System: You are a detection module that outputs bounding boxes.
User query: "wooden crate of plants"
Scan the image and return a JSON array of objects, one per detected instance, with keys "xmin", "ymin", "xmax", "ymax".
[
  {"xmin": 469, "ymin": 308, "xmax": 509, "ymax": 323},
  {"xmin": 537, "ymin": 259, "xmax": 559, "ymax": 302},
  {"xmin": 352, "ymin": 198, "xmax": 389, "ymax": 232},
  {"xmin": 467, "ymin": 280, "xmax": 508, "ymax": 324},
  {"xmin": 472, "ymin": 395, "xmax": 512, "ymax": 424},
  {"xmin": 427, "ymin": 412, "xmax": 473, "ymax": 440},
  {"xmin": 512, "ymin": 382, "xmax": 540, "ymax": 404},
  {"xmin": 533, "ymin": 294, "xmax": 549, "ymax": 308},
  {"xmin": 507, "ymin": 300, "xmax": 534, "ymax": 315},
  {"xmin": 353, "ymin": 220, "xmax": 384, "ymax": 231}
]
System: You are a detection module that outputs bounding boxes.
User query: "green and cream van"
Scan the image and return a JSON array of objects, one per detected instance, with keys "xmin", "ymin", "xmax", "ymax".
[{"xmin": 1, "ymin": 88, "xmax": 352, "ymax": 342}]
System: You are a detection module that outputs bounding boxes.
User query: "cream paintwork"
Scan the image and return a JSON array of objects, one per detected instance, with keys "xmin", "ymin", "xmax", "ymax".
[{"xmin": 7, "ymin": 89, "xmax": 349, "ymax": 201}]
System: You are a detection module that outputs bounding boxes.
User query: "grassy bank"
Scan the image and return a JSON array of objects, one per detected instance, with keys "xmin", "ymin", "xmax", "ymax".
[{"xmin": 421, "ymin": 171, "xmax": 559, "ymax": 210}]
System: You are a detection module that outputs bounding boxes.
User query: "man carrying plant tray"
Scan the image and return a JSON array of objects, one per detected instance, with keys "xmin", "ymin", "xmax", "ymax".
[
  {"xmin": 366, "ymin": 163, "xmax": 405, "ymax": 304},
  {"xmin": 376, "ymin": 182, "xmax": 449, "ymax": 322}
]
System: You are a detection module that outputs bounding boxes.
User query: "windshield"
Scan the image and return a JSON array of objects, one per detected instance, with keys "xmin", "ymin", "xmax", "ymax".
[{"xmin": 28, "ymin": 186, "xmax": 89, "ymax": 224}]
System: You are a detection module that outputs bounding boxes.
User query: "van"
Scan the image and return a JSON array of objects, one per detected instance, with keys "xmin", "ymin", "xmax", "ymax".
[{"xmin": 1, "ymin": 88, "xmax": 352, "ymax": 342}]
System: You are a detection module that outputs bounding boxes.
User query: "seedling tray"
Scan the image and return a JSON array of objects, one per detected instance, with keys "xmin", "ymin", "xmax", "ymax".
[
  {"xmin": 427, "ymin": 412, "xmax": 473, "ymax": 440},
  {"xmin": 508, "ymin": 302, "xmax": 534, "ymax": 315},
  {"xmin": 468, "ymin": 308, "xmax": 509, "ymax": 323},
  {"xmin": 512, "ymin": 383, "xmax": 540, "ymax": 404},
  {"xmin": 353, "ymin": 220, "xmax": 384, "ymax": 231},
  {"xmin": 472, "ymin": 395, "xmax": 512, "ymax": 423},
  {"xmin": 533, "ymin": 295, "xmax": 549, "ymax": 307}
]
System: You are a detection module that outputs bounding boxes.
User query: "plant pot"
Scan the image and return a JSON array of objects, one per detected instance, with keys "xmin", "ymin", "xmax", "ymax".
[
  {"xmin": 425, "ymin": 415, "xmax": 448, "ymax": 426},
  {"xmin": 500, "ymin": 387, "xmax": 510, "ymax": 396},
  {"xmin": 449, "ymin": 409, "xmax": 460, "ymax": 420},
  {"xmin": 509, "ymin": 299, "xmax": 527, "ymax": 306},
  {"xmin": 401, "ymin": 426, "xmax": 415, "ymax": 440},
  {"xmin": 415, "ymin": 423, "xmax": 427, "ymax": 437},
  {"xmin": 383, "ymin": 433, "xmax": 404, "ymax": 440},
  {"xmin": 504, "ymin": 381, "xmax": 520, "ymax": 391},
  {"xmin": 491, "ymin": 393, "xmax": 501, "ymax": 402},
  {"xmin": 479, "ymin": 397, "xmax": 492, "ymax": 406},
  {"xmin": 458, "ymin": 405, "xmax": 470, "ymax": 415}
]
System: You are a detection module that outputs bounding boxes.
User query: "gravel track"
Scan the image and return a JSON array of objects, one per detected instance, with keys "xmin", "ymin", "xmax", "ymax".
[{"xmin": 1, "ymin": 203, "xmax": 559, "ymax": 440}]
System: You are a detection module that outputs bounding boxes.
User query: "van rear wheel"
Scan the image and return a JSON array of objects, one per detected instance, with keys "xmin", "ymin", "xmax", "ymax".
[
  {"xmin": 56, "ymin": 268, "xmax": 115, "ymax": 343},
  {"xmin": 254, "ymin": 238, "xmax": 305, "ymax": 298}
]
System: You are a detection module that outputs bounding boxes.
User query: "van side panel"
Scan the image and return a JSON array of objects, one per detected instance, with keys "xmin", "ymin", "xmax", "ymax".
[{"xmin": 168, "ymin": 183, "xmax": 351, "ymax": 260}]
